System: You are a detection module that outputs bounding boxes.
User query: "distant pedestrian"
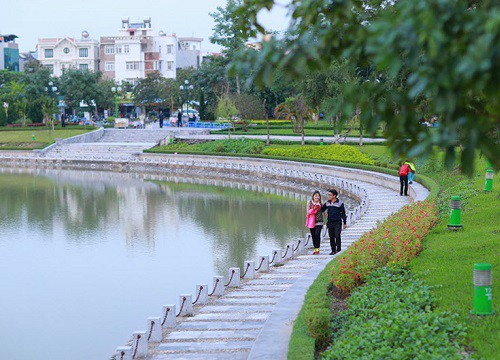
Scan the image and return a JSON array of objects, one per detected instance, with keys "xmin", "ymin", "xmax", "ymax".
[
  {"xmin": 61, "ymin": 113, "xmax": 66, "ymax": 128},
  {"xmin": 405, "ymin": 161, "xmax": 416, "ymax": 184},
  {"xmin": 159, "ymin": 111, "xmax": 164, "ymax": 128},
  {"xmin": 321, "ymin": 189, "xmax": 347, "ymax": 255},
  {"xmin": 177, "ymin": 110, "xmax": 182, "ymax": 127},
  {"xmin": 399, "ymin": 161, "xmax": 411, "ymax": 196},
  {"xmin": 306, "ymin": 191, "xmax": 324, "ymax": 255}
]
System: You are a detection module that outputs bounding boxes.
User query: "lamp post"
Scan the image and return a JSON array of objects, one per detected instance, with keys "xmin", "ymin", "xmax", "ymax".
[
  {"xmin": 44, "ymin": 81, "xmax": 58, "ymax": 129},
  {"xmin": 3, "ymin": 102, "xmax": 8, "ymax": 120},
  {"xmin": 179, "ymin": 80, "xmax": 193, "ymax": 124},
  {"xmin": 111, "ymin": 86, "xmax": 122, "ymax": 118}
]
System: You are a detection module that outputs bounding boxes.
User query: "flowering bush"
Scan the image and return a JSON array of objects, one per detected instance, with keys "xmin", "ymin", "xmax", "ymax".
[
  {"xmin": 331, "ymin": 200, "xmax": 438, "ymax": 293},
  {"xmin": 262, "ymin": 144, "xmax": 375, "ymax": 165}
]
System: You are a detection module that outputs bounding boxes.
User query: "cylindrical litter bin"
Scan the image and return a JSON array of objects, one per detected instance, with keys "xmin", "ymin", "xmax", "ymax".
[
  {"xmin": 447, "ymin": 196, "xmax": 463, "ymax": 229},
  {"xmin": 473, "ymin": 263, "xmax": 492, "ymax": 315},
  {"xmin": 484, "ymin": 170, "xmax": 494, "ymax": 192}
]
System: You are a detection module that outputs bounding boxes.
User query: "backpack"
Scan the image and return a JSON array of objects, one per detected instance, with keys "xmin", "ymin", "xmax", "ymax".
[{"xmin": 399, "ymin": 164, "xmax": 411, "ymax": 176}]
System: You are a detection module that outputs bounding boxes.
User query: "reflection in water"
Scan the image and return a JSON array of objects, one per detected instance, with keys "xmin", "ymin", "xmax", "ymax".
[{"xmin": 0, "ymin": 168, "xmax": 330, "ymax": 360}]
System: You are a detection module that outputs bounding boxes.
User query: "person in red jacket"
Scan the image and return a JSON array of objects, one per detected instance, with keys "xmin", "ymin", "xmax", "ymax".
[{"xmin": 398, "ymin": 161, "xmax": 411, "ymax": 196}]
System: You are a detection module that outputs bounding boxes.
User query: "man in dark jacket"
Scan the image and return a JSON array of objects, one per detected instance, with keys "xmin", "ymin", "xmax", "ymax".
[{"xmin": 321, "ymin": 189, "xmax": 347, "ymax": 255}]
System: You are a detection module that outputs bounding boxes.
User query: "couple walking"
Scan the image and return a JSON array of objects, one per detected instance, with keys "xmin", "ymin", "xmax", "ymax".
[{"xmin": 306, "ymin": 189, "xmax": 347, "ymax": 255}]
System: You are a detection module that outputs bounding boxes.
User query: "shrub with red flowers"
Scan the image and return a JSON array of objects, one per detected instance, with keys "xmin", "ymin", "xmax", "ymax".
[{"xmin": 331, "ymin": 200, "xmax": 438, "ymax": 294}]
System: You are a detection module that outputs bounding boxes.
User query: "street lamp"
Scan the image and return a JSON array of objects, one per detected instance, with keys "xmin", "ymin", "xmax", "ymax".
[
  {"xmin": 179, "ymin": 80, "xmax": 193, "ymax": 124},
  {"xmin": 45, "ymin": 81, "xmax": 58, "ymax": 128},
  {"xmin": 3, "ymin": 102, "xmax": 8, "ymax": 119},
  {"xmin": 111, "ymin": 86, "xmax": 122, "ymax": 118}
]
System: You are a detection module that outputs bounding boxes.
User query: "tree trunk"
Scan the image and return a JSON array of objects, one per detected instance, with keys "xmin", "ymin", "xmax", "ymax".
[
  {"xmin": 263, "ymin": 99, "xmax": 270, "ymax": 146},
  {"xmin": 301, "ymin": 117, "xmax": 305, "ymax": 145},
  {"xmin": 359, "ymin": 123, "xmax": 363, "ymax": 146},
  {"xmin": 235, "ymin": 74, "xmax": 241, "ymax": 95}
]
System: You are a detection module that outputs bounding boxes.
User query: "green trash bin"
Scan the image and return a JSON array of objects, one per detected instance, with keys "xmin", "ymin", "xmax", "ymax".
[
  {"xmin": 473, "ymin": 263, "xmax": 492, "ymax": 315},
  {"xmin": 447, "ymin": 196, "xmax": 463, "ymax": 230},
  {"xmin": 484, "ymin": 170, "xmax": 494, "ymax": 192}
]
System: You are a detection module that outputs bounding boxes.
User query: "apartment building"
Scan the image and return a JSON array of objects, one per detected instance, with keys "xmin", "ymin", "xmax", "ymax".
[
  {"xmin": 36, "ymin": 31, "xmax": 99, "ymax": 76},
  {"xmin": 0, "ymin": 34, "xmax": 20, "ymax": 71},
  {"xmin": 100, "ymin": 17, "xmax": 176, "ymax": 85}
]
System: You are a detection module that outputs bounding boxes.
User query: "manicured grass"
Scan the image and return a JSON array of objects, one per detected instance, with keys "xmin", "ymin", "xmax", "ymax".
[
  {"xmin": 288, "ymin": 258, "xmax": 335, "ymax": 360},
  {"xmin": 0, "ymin": 128, "xmax": 94, "ymax": 149},
  {"xmin": 411, "ymin": 188, "xmax": 499, "ymax": 359}
]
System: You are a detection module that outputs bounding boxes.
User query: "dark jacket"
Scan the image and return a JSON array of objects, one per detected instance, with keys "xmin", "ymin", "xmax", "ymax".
[{"xmin": 321, "ymin": 199, "xmax": 347, "ymax": 225}]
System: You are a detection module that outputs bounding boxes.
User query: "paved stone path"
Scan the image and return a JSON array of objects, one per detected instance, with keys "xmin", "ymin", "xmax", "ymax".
[{"xmin": 146, "ymin": 183, "xmax": 417, "ymax": 360}]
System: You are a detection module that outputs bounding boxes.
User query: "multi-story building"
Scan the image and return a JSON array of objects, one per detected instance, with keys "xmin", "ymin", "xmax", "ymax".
[
  {"xmin": 36, "ymin": 31, "xmax": 99, "ymax": 76},
  {"xmin": 176, "ymin": 37, "xmax": 204, "ymax": 69},
  {"xmin": 100, "ymin": 18, "xmax": 177, "ymax": 85},
  {"xmin": 0, "ymin": 34, "xmax": 20, "ymax": 71}
]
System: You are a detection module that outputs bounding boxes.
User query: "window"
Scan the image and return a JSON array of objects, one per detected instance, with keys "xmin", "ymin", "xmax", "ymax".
[
  {"xmin": 63, "ymin": 47, "xmax": 70, "ymax": 54},
  {"xmin": 79, "ymin": 64, "xmax": 89, "ymax": 71},
  {"xmin": 159, "ymin": 45, "xmax": 161, "ymax": 53},
  {"xmin": 167, "ymin": 45, "xmax": 173, "ymax": 54},
  {"xmin": 44, "ymin": 64, "xmax": 54, "ymax": 74},
  {"xmin": 153, "ymin": 61, "xmax": 159, "ymax": 70},
  {"xmin": 116, "ymin": 46, "xmax": 122, "ymax": 54},
  {"xmin": 124, "ymin": 45, "xmax": 129, "ymax": 54},
  {"xmin": 105, "ymin": 45, "xmax": 115, "ymax": 54},
  {"xmin": 105, "ymin": 62, "xmax": 115, "ymax": 71},
  {"xmin": 79, "ymin": 48, "xmax": 89, "ymax": 57},
  {"xmin": 126, "ymin": 61, "xmax": 140, "ymax": 70},
  {"xmin": 141, "ymin": 43, "xmax": 147, "ymax": 52},
  {"xmin": 167, "ymin": 61, "xmax": 174, "ymax": 71},
  {"xmin": 44, "ymin": 49, "xmax": 54, "ymax": 58}
]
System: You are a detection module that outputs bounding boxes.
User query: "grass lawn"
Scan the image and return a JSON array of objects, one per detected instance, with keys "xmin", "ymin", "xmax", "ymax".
[
  {"xmin": 288, "ymin": 145, "xmax": 498, "ymax": 359},
  {"xmin": 0, "ymin": 128, "xmax": 95, "ymax": 150}
]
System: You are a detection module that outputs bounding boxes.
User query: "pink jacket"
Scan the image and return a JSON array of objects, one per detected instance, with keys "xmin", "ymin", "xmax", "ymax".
[{"xmin": 305, "ymin": 205, "xmax": 320, "ymax": 228}]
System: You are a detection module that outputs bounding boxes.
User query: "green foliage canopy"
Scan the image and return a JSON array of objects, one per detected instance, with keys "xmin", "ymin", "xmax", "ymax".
[{"xmin": 233, "ymin": 0, "xmax": 500, "ymax": 173}]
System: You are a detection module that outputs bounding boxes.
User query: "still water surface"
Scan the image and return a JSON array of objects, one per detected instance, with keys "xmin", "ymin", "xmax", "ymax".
[{"xmin": 0, "ymin": 169, "xmax": 307, "ymax": 360}]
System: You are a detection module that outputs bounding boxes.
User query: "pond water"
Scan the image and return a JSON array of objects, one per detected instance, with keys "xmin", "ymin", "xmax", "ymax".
[{"xmin": 0, "ymin": 168, "xmax": 348, "ymax": 360}]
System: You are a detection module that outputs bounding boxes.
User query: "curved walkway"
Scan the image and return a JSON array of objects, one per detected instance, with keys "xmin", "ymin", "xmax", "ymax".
[{"xmin": 143, "ymin": 179, "xmax": 423, "ymax": 360}]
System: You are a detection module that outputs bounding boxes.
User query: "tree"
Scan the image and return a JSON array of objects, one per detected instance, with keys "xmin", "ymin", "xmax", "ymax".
[
  {"xmin": 274, "ymin": 96, "xmax": 312, "ymax": 145},
  {"xmin": 210, "ymin": 0, "xmax": 256, "ymax": 94},
  {"xmin": 216, "ymin": 95, "xmax": 239, "ymax": 138},
  {"xmin": 230, "ymin": 93, "xmax": 264, "ymax": 131},
  {"xmin": 59, "ymin": 69, "xmax": 102, "ymax": 117},
  {"xmin": 8, "ymin": 81, "xmax": 29, "ymax": 126},
  {"xmin": 234, "ymin": 0, "xmax": 500, "ymax": 173},
  {"xmin": 133, "ymin": 72, "xmax": 169, "ymax": 109}
]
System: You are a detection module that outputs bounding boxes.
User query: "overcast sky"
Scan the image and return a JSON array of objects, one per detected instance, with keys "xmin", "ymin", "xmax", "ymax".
[{"xmin": 1, "ymin": 0, "xmax": 290, "ymax": 53}]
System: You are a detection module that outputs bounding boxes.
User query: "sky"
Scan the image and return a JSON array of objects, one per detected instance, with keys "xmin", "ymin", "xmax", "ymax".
[{"xmin": 1, "ymin": 0, "xmax": 291, "ymax": 53}]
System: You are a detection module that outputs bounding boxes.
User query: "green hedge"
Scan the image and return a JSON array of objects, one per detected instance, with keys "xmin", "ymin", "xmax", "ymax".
[
  {"xmin": 262, "ymin": 144, "xmax": 375, "ymax": 165},
  {"xmin": 322, "ymin": 266, "xmax": 467, "ymax": 359}
]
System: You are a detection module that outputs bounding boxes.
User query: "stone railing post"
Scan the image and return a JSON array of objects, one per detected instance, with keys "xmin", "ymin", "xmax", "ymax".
[
  {"xmin": 178, "ymin": 294, "xmax": 193, "ymax": 316},
  {"xmin": 132, "ymin": 331, "xmax": 147, "ymax": 359},
  {"xmin": 146, "ymin": 317, "xmax": 162, "ymax": 342},
  {"xmin": 226, "ymin": 268, "xmax": 240, "ymax": 287},
  {"xmin": 243, "ymin": 261, "xmax": 255, "ymax": 279},
  {"xmin": 256, "ymin": 255, "xmax": 269, "ymax": 273},
  {"xmin": 161, "ymin": 304, "xmax": 176, "ymax": 328},
  {"xmin": 194, "ymin": 284, "xmax": 208, "ymax": 305},
  {"xmin": 115, "ymin": 346, "xmax": 133, "ymax": 360}
]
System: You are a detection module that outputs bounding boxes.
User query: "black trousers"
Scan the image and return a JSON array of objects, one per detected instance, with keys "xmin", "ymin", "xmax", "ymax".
[
  {"xmin": 400, "ymin": 175, "xmax": 408, "ymax": 195},
  {"xmin": 310, "ymin": 225, "xmax": 322, "ymax": 249},
  {"xmin": 327, "ymin": 221, "xmax": 342, "ymax": 252}
]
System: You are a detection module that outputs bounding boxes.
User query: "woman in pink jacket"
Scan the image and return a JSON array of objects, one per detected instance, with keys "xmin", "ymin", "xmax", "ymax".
[{"xmin": 306, "ymin": 191, "xmax": 324, "ymax": 254}]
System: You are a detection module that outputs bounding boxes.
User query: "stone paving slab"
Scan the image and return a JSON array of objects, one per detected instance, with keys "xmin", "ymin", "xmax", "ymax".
[
  {"xmin": 183, "ymin": 313, "xmax": 270, "ymax": 321},
  {"xmin": 198, "ymin": 305, "xmax": 274, "ymax": 313},
  {"xmin": 176, "ymin": 321, "xmax": 265, "ymax": 331},
  {"xmin": 224, "ymin": 291, "xmax": 282, "ymax": 298},
  {"xmin": 152, "ymin": 350, "xmax": 250, "ymax": 360},
  {"xmin": 215, "ymin": 298, "xmax": 278, "ymax": 305},
  {"xmin": 165, "ymin": 330, "xmax": 260, "ymax": 340},
  {"xmin": 157, "ymin": 340, "xmax": 254, "ymax": 352}
]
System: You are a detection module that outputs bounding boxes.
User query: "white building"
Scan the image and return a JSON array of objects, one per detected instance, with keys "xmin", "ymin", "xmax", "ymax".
[
  {"xmin": 100, "ymin": 18, "xmax": 177, "ymax": 85},
  {"xmin": 36, "ymin": 31, "xmax": 99, "ymax": 76},
  {"xmin": 176, "ymin": 37, "xmax": 205, "ymax": 69}
]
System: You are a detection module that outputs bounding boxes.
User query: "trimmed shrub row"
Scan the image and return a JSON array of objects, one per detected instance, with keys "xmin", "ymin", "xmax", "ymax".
[
  {"xmin": 322, "ymin": 266, "xmax": 467, "ymax": 359},
  {"xmin": 262, "ymin": 144, "xmax": 375, "ymax": 165},
  {"xmin": 331, "ymin": 200, "xmax": 438, "ymax": 294}
]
